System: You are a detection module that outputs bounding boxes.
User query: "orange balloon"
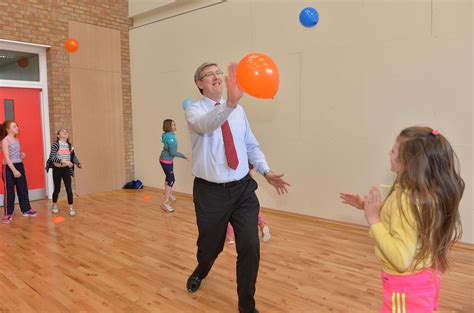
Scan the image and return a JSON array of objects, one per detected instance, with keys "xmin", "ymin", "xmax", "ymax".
[
  {"xmin": 64, "ymin": 38, "xmax": 79, "ymax": 53},
  {"xmin": 17, "ymin": 57, "xmax": 29, "ymax": 68},
  {"xmin": 236, "ymin": 53, "xmax": 280, "ymax": 99}
]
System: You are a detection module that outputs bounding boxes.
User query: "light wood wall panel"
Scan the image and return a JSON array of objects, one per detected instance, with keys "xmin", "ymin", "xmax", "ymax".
[
  {"xmin": 69, "ymin": 21, "xmax": 122, "ymax": 73},
  {"xmin": 69, "ymin": 21, "xmax": 125, "ymax": 195}
]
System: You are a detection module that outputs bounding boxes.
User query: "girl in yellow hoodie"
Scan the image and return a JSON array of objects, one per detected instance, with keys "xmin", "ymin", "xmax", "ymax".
[{"xmin": 341, "ymin": 127, "xmax": 464, "ymax": 313}]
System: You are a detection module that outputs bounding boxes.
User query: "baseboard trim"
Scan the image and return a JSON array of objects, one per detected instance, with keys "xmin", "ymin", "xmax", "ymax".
[{"xmin": 143, "ymin": 186, "xmax": 474, "ymax": 251}]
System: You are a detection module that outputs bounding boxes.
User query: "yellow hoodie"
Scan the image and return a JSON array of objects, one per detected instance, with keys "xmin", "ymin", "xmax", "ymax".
[{"xmin": 370, "ymin": 187, "xmax": 432, "ymax": 274}]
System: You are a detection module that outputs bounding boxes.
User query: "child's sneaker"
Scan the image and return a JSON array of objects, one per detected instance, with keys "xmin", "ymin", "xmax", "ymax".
[
  {"xmin": 160, "ymin": 202, "xmax": 174, "ymax": 212},
  {"xmin": 22, "ymin": 210, "xmax": 38, "ymax": 217},
  {"xmin": 52, "ymin": 204, "xmax": 59, "ymax": 214},
  {"xmin": 69, "ymin": 208, "xmax": 76, "ymax": 217},
  {"xmin": 262, "ymin": 225, "xmax": 271, "ymax": 242},
  {"xmin": 169, "ymin": 194, "xmax": 177, "ymax": 202},
  {"xmin": 2, "ymin": 215, "xmax": 12, "ymax": 224}
]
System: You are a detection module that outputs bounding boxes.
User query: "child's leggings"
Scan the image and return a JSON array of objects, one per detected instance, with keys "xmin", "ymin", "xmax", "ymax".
[
  {"xmin": 160, "ymin": 161, "xmax": 175, "ymax": 187},
  {"xmin": 52, "ymin": 166, "xmax": 74, "ymax": 205},
  {"xmin": 227, "ymin": 213, "xmax": 265, "ymax": 236},
  {"xmin": 381, "ymin": 270, "xmax": 441, "ymax": 313}
]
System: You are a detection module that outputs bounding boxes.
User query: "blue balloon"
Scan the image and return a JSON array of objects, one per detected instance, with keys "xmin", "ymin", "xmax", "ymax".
[
  {"xmin": 182, "ymin": 98, "xmax": 194, "ymax": 110},
  {"xmin": 299, "ymin": 7, "xmax": 319, "ymax": 28}
]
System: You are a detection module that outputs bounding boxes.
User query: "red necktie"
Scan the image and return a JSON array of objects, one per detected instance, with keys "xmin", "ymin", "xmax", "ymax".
[{"xmin": 216, "ymin": 103, "xmax": 239, "ymax": 170}]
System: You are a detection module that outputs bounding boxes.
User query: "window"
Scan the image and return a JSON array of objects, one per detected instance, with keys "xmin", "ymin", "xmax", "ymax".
[
  {"xmin": 3, "ymin": 99, "xmax": 14, "ymax": 120},
  {"xmin": 0, "ymin": 50, "xmax": 40, "ymax": 82}
]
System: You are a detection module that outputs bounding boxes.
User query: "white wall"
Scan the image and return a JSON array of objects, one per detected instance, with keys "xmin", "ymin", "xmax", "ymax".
[{"xmin": 130, "ymin": 0, "xmax": 473, "ymax": 243}]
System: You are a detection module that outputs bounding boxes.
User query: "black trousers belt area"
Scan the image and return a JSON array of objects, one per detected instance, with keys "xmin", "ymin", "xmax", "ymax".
[
  {"xmin": 194, "ymin": 173, "xmax": 251, "ymax": 188},
  {"xmin": 192, "ymin": 172, "xmax": 260, "ymax": 312}
]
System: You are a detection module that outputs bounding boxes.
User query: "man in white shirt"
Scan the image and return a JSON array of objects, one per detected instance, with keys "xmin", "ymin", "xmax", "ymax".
[{"xmin": 185, "ymin": 62, "xmax": 289, "ymax": 313}]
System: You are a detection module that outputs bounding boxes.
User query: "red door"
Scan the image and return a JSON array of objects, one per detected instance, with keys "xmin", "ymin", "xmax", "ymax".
[{"xmin": 0, "ymin": 87, "xmax": 46, "ymax": 202}]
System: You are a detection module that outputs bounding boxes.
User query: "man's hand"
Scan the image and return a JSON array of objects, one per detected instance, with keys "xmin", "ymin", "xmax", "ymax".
[
  {"xmin": 225, "ymin": 63, "xmax": 243, "ymax": 108},
  {"xmin": 340, "ymin": 193, "xmax": 364, "ymax": 210},
  {"xmin": 265, "ymin": 172, "xmax": 290, "ymax": 195}
]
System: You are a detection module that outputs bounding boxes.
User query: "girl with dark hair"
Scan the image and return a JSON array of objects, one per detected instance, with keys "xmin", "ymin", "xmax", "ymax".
[{"xmin": 45, "ymin": 129, "xmax": 82, "ymax": 216}]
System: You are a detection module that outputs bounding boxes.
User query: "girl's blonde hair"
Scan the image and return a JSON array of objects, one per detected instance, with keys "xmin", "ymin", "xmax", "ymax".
[{"xmin": 390, "ymin": 126, "xmax": 464, "ymax": 272}]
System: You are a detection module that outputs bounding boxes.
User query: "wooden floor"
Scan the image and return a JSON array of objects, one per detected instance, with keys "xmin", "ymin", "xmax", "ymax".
[{"xmin": 0, "ymin": 189, "xmax": 472, "ymax": 313}]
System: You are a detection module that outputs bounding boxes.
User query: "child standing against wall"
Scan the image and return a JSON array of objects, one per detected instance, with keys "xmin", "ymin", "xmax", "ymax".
[
  {"xmin": 1, "ymin": 121, "xmax": 38, "ymax": 224},
  {"xmin": 46, "ymin": 129, "xmax": 82, "ymax": 216}
]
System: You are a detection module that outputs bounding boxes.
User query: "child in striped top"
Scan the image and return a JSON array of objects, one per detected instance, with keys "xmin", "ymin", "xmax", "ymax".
[
  {"xmin": 45, "ymin": 129, "xmax": 82, "ymax": 216},
  {"xmin": 341, "ymin": 127, "xmax": 464, "ymax": 313},
  {"xmin": 1, "ymin": 120, "xmax": 38, "ymax": 224}
]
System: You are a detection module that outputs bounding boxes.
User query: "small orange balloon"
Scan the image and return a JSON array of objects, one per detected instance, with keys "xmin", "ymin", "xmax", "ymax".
[
  {"xmin": 236, "ymin": 53, "xmax": 280, "ymax": 99},
  {"xmin": 64, "ymin": 38, "xmax": 79, "ymax": 53},
  {"xmin": 17, "ymin": 57, "xmax": 29, "ymax": 68}
]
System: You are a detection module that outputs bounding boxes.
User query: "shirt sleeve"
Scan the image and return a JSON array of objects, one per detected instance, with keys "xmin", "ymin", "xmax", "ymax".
[
  {"xmin": 47, "ymin": 143, "xmax": 62, "ymax": 164},
  {"xmin": 167, "ymin": 138, "xmax": 186, "ymax": 159},
  {"xmin": 72, "ymin": 149, "xmax": 81, "ymax": 165},
  {"xmin": 370, "ymin": 193, "xmax": 418, "ymax": 273},
  {"xmin": 243, "ymin": 110, "xmax": 270, "ymax": 175},
  {"xmin": 185, "ymin": 103, "xmax": 235, "ymax": 134}
]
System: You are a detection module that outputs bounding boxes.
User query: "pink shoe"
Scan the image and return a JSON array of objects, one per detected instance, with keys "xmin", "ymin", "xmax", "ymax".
[{"xmin": 2, "ymin": 215, "xmax": 12, "ymax": 224}]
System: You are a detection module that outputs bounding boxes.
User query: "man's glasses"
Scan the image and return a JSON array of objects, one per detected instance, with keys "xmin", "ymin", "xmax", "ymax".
[{"xmin": 200, "ymin": 70, "xmax": 224, "ymax": 80}]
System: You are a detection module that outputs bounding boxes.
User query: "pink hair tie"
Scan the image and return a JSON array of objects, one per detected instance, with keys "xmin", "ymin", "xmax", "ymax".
[{"xmin": 432, "ymin": 129, "xmax": 440, "ymax": 136}]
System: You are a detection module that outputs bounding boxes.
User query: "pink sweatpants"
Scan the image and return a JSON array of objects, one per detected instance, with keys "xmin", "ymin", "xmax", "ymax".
[
  {"xmin": 381, "ymin": 270, "xmax": 441, "ymax": 313},
  {"xmin": 227, "ymin": 213, "xmax": 265, "ymax": 236}
]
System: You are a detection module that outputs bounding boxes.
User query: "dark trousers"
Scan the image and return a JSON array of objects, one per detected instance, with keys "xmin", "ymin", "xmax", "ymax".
[
  {"xmin": 160, "ymin": 161, "xmax": 175, "ymax": 187},
  {"xmin": 192, "ymin": 175, "xmax": 260, "ymax": 312},
  {"xmin": 2, "ymin": 162, "xmax": 31, "ymax": 215},
  {"xmin": 52, "ymin": 167, "xmax": 73, "ymax": 205}
]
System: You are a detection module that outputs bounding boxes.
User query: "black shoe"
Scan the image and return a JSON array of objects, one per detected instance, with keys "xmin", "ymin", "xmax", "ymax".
[
  {"xmin": 239, "ymin": 307, "xmax": 259, "ymax": 313},
  {"xmin": 186, "ymin": 275, "xmax": 202, "ymax": 293}
]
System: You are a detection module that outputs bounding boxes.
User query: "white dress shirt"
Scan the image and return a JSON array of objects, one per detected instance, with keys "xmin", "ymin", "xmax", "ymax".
[{"xmin": 185, "ymin": 96, "xmax": 270, "ymax": 183}]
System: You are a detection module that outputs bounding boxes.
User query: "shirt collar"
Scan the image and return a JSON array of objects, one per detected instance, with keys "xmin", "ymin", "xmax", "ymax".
[{"xmin": 203, "ymin": 96, "xmax": 225, "ymax": 107}]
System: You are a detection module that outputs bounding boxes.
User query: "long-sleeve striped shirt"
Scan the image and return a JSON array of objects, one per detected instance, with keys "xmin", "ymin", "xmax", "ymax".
[{"xmin": 45, "ymin": 141, "xmax": 81, "ymax": 176}]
